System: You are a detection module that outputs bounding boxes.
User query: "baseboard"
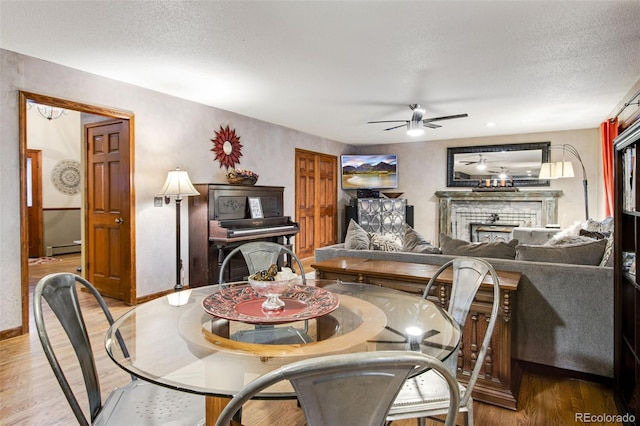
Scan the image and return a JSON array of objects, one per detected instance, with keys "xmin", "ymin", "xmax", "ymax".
[
  {"xmin": 517, "ymin": 360, "xmax": 614, "ymax": 386},
  {"xmin": 0, "ymin": 326, "xmax": 24, "ymax": 341}
]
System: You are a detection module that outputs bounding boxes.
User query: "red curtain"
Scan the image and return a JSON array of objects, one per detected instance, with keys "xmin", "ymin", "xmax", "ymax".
[{"xmin": 601, "ymin": 118, "xmax": 618, "ymax": 217}]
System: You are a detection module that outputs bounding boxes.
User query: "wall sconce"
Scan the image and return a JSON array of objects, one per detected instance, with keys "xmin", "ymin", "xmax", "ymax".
[
  {"xmin": 539, "ymin": 144, "xmax": 588, "ymax": 219},
  {"xmin": 158, "ymin": 168, "xmax": 200, "ymax": 291}
]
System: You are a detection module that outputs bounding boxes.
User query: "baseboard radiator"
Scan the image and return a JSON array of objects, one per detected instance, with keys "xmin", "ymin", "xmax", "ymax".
[{"xmin": 45, "ymin": 243, "xmax": 81, "ymax": 256}]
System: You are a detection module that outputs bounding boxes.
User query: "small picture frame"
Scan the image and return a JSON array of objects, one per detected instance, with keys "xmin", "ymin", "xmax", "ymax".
[{"xmin": 248, "ymin": 197, "xmax": 263, "ymax": 219}]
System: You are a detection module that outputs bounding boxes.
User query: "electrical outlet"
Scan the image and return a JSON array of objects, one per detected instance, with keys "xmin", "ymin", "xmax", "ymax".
[{"xmin": 154, "ymin": 197, "xmax": 163, "ymax": 207}]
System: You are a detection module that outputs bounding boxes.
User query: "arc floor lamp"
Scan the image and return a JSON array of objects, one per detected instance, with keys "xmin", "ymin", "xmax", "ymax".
[
  {"xmin": 158, "ymin": 168, "xmax": 199, "ymax": 291},
  {"xmin": 539, "ymin": 144, "xmax": 588, "ymax": 219}
]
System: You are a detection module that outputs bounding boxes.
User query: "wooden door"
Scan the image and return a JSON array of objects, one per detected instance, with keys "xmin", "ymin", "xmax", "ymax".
[
  {"xmin": 86, "ymin": 120, "xmax": 132, "ymax": 302},
  {"xmin": 26, "ymin": 149, "xmax": 43, "ymax": 258},
  {"xmin": 295, "ymin": 150, "xmax": 337, "ymax": 258}
]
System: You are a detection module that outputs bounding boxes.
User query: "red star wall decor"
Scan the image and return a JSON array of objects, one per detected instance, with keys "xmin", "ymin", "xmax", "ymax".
[{"xmin": 211, "ymin": 125, "xmax": 243, "ymax": 169}]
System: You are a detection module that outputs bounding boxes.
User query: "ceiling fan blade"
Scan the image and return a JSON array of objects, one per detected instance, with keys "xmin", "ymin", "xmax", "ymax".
[
  {"xmin": 383, "ymin": 124, "xmax": 407, "ymax": 131},
  {"xmin": 367, "ymin": 120, "xmax": 409, "ymax": 124},
  {"xmin": 424, "ymin": 122, "xmax": 442, "ymax": 129},
  {"xmin": 423, "ymin": 113, "xmax": 469, "ymax": 122}
]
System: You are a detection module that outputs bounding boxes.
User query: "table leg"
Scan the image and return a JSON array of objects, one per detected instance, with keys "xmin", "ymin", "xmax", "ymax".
[{"xmin": 205, "ymin": 395, "xmax": 232, "ymax": 426}]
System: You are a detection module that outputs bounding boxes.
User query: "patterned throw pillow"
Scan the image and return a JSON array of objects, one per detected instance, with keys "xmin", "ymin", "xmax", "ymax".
[
  {"xmin": 370, "ymin": 233, "xmax": 403, "ymax": 252},
  {"xmin": 599, "ymin": 235, "xmax": 614, "ymax": 267},
  {"xmin": 344, "ymin": 219, "xmax": 371, "ymax": 250}
]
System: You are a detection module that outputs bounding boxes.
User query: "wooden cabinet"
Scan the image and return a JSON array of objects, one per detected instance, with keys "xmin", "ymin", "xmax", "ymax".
[
  {"xmin": 312, "ymin": 257, "xmax": 522, "ymax": 410},
  {"xmin": 614, "ymin": 120, "xmax": 640, "ymax": 422}
]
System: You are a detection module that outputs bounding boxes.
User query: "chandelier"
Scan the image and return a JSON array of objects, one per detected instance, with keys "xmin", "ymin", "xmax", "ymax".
[{"xmin": 28, "ymin": 102, "xmax": 67, "ymax": 120}]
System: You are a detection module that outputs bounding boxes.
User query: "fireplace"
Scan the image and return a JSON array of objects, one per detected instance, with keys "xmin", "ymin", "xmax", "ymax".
[{"xmin": 435, "ymin": 190, "xmax": 562, "ymax": 242}]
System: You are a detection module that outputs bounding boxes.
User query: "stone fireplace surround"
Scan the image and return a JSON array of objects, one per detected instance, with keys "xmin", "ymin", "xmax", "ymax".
[{"xmin": 435, "ymin": 190, "xmax": 563, "ymax": 242}]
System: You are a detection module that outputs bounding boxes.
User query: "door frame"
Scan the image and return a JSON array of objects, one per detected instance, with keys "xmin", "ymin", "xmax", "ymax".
[{"xmin": 18, "ymin": 91, "xmax": 136, "ymax": 334}]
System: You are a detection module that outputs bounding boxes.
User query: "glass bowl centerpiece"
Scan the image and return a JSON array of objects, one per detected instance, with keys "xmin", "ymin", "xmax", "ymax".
[{"xmin": 248, "ymin": 265, "xmax": 299, "ymax": 311}]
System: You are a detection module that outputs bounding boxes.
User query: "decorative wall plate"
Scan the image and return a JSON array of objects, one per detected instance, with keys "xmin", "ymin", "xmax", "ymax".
[
  {"xmin": 51, "ymin": 160, "xmax": 81, "ymax": 195},
  {"xmin": 211, "ymin": 125, "xmax": 243, "ymax": 169}
]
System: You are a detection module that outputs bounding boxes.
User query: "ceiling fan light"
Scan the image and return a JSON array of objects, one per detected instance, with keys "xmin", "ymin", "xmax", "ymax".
[
  {"xmin": 406, "ymin": 121, "xmax": 424, "ymax": 137},
  {"xmin": 476, "ymin": 156, "xmax": 487, "ymax": 170}
]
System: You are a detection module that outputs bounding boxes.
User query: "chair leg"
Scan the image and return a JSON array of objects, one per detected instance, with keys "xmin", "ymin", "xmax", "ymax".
[
  {"xmin": 417, "ymin": 417, "xmax": 426, "ymax": 426},
  {"xmin": 465, "ymin": 400, "xmax": 473, "ymax": 426}
]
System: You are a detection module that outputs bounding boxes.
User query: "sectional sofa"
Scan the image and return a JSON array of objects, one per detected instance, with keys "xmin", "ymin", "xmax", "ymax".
[{"xmin": 314, "ymin": 226, "xmax": 614, "ymax": 379}]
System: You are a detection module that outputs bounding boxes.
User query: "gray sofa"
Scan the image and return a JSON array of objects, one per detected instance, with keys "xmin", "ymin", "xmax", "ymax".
[{"xmin": 314, "ymin": 242, "xmax": 614, "ymax": 378}]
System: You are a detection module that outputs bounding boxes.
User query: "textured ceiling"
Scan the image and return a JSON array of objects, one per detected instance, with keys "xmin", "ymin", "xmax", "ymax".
[{"xmin": 1, "ymin": 1, "xmax": 639, "ymax": 145}]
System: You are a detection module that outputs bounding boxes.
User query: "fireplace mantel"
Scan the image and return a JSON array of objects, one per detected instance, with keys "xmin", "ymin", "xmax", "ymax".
[{"xmin": 435, "ymin": 190, "xmax": 563, "ymax": 242}]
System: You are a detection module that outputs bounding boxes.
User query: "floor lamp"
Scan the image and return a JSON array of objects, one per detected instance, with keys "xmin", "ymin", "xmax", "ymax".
[
  {"xmin": 538, "ymin": 144, "xmax": 588, "ymax": 219},
  {"xmin": 159, "ymin": 168, "xmax": 200, "ymax": 291}
]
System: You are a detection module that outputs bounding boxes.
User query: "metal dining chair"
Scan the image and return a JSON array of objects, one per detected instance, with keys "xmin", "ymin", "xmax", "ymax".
[
  {"xmin": 386, "ymin": 257, "xmax": 501, "ymax": 426},
  {"xmin": 218, "ymin": 241, "xmax": 311, "ymax": 344},
  {"xmin": 217, "ymin": 241, "xmax": 306, "ymax": 286},
  {"xmin": 33, "ymin": 273, "xmax": 205, "ymax": 426},
  {"xmin": 215, "ymin": 351, "xmax": 460, "ymax": 426}
]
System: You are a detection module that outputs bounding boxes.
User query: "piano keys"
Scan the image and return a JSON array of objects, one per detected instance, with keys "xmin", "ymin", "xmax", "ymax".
[
  {"xmin": 210, "ymin": 217, "xmax": 299, "ymax": 241},
  {"xmin": 188, "ymin": 184, "xmax": 299, "ymax": 286}
]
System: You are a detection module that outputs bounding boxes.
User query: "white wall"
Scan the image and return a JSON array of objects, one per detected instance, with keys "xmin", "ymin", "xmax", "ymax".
[
  {"xmin": 355, "ymin": 128, "xmax": 602, "ymax": 243},
  {"xmin": 0, "ymin": 49, "xmax": 349, "ymax": 332}
]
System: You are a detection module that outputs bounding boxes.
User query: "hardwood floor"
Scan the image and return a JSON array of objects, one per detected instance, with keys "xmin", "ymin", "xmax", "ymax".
[{"xmin": 0, "ymin": 254, "xmax": 621, "ymax": 425}]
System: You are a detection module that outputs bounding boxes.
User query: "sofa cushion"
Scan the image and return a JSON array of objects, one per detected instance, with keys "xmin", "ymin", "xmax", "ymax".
[
  {"xmin": 516, "ymin": 238, "xmax": 607, "ymax": 265},
  {"xmin": 370, "ymin": 233, "xmax": 403, "ymax": 252},
  {"xmin": 545, "ymin": 235, "xmax": 596, "ymax": 246},
  {"xmin": 344, "ymin": 219, "xmax": 370, "ymax": 250},
  {"xmin": 403, "ymin": 224, "xmax": 442, "ymax": 254},
  {"xmin": 440, "ymin": 234, "xmax": 518, "ymax": 259}
]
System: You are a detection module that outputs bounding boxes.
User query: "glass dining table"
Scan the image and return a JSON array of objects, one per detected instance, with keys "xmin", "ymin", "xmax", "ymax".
[{"xmin": 105, "ymin": 279, "xmax": 461, "ymax": 425}]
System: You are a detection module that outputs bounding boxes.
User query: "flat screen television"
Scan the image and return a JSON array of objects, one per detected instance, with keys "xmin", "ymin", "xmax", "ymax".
[{"xmin": 340, "ymin": 154, "xmax": 398, "ymax": 189}]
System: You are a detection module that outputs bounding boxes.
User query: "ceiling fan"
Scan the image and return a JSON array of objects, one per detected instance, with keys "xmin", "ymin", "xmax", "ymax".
[{"xmin": 367, "ymin": 104, "xmax": 468, "ymax": 136}]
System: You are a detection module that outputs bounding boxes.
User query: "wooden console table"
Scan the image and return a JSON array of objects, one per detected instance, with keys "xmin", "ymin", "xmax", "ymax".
[{"xmin": 312, "ymin": 256, "xmax": 522, "ymax": 410}]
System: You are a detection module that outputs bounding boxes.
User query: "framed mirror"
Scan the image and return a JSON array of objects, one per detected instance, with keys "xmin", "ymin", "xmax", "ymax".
[{"xmin": 447, "ymin": 142, "xmax": 551, "ymax": 187}]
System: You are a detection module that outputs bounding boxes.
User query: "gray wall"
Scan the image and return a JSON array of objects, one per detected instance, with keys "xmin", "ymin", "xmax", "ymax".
[
  {"xmin": 0, "ymin": 49, "xmax": 349, "ymax": 331},
  {"xmin": 0, "ymin": 47, "xmax": 619, "ymax": 333}
]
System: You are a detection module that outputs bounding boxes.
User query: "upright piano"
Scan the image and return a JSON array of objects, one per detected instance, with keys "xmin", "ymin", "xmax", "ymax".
[{"xmin": 188, "ymin": 184, "xmax": 299, "ymax": 286}]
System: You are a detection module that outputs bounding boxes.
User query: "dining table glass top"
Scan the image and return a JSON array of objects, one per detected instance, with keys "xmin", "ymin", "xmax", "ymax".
[{"xmin": 105, "ymin": 279, "xmax": 460, "ymax": 399}]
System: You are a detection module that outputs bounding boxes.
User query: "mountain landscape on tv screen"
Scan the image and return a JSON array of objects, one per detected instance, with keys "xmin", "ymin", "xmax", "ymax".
[{"xmin": 343, "ymin": 161, "xmax": 395, "ymax": 174}]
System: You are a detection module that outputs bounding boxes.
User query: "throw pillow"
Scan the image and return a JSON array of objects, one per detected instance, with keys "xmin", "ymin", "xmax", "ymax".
[
  {"xmin": 370, "ymin": 233, "xmax": 403, "ymax": 252},
  {"xmin": 599, "ymin": 235, "xmax": 614, "ymax": 267},
  {"xmin": 515, "ymin": 238, "xmax": 607, "ymax": 265},
  {"xmin": 403, "ymin": 224, "xmax": 442, "ymax": 254},
  {"xmin": 579, "ymin": 229, "xmax": 610, "ymax": 240},
  {"xmin": 344, "ymin": 219, "xmax": 370, "ymax": 250},
  {"xmin": 439, "ymin": 234, "xmax": 518, "ymax": 259}
]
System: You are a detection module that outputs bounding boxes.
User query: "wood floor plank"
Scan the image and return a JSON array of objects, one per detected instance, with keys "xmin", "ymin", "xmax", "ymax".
[{"xmin": 0, "ymin": 254, "xmax": 622, "ymax": 425}]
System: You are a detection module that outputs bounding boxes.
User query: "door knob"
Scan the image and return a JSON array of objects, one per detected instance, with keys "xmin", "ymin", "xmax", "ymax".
[{"xmin": 115, "ymin": 217, "xmax": 124, "ymax": 224}]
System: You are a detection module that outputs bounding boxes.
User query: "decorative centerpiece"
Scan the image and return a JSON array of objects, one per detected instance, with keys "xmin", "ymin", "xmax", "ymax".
[
  {"xmin": 227, "ymin": 169, "xmax": 259, "ymax": 185},
  {"xmin": 248, "ymin": 265, "xmax": 299, "ymax": 310}
]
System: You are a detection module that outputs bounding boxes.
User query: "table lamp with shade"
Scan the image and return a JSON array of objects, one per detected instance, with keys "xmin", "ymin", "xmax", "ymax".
[{"xmin": 158, "ymin": 167, "xmax": 199, "ymax": 292}]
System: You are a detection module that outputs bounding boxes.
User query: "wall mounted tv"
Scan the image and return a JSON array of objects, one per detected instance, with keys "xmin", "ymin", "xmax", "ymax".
[{"xmin": 340, "ymin": 154, "xmax": 398, "ymax": 189}]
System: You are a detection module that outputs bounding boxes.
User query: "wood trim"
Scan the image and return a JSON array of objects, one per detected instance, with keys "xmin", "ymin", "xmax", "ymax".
[
  {"xmin": 15, "ymin": 91, "xmax": 136, "ymax": 338},
  {"xmin": 0, "ymin": 326, "xmax": 23, "ymax": 340}
]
